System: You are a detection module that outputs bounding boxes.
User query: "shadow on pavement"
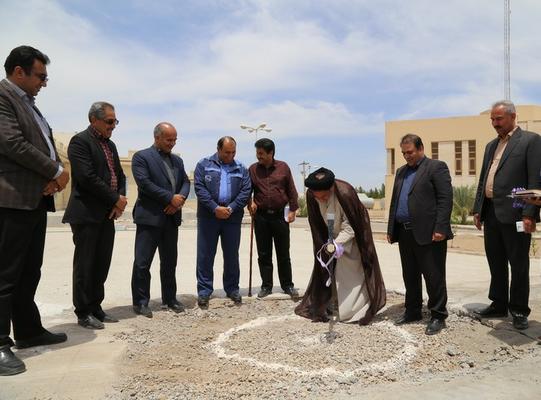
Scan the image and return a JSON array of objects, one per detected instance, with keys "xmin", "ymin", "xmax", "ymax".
[
  {"xmin": 14, "ymin": 322, "xmax": 97, "ymax": 361},
  {"xmin": 488, "ymin": 320, "xmax": 541, "ymax": 345}
]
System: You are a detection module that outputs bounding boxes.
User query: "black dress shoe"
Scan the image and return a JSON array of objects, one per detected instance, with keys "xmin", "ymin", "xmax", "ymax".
[
  {"xmin": 162, "ymin": 301, "xmax": 185, "ymax": 313},
  {"xmin": 15, "ymin": 330, "xmax": 68, "ymax": 348},
  {"xmin": 133, "ymin": 305, "xmax": 153, "ymax": 318},
  {"xmin": 512, "ymin": 314, "xmax": 529, "ymax": 330},
  {"xmin": 395, "ymin": 313, "xmax": 423, "ymax": 325},
  {"xmin": 227, "ymin": 292, "xmax": 242, "ymax": 305},
  {"xmin": 198, "ymin": 296, "xmax": 209, "ymax": 309},
  {"xmin": 284, "ymin": 287, "xmax": 299, "ymax": 299},
  {"xmin": 425, "ymin": 318, "xmax": 446, "ymax": 335},
  {"xmin": 93, "ymin": 311, "xmax": 119, "ymax": 323},
  {"xmin": 78, "ymin": 315, "xmax": 105, "ymax": 330},
  {"xmin": 474, "ymin": 304, "xmax": 508, "ymax": 318},
  {"xmin": 0, "ymin": 345, "xmax": 26, "ymax": 376},
  {"xmin": 102, "ymin": 314, "xmax": 119, "ymax": 323},
  {"xmin": 257, "ymin": 288, "xmax": 272, "ymax": 298}
]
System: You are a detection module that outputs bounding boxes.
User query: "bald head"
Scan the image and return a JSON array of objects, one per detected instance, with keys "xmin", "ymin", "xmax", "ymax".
[
  {"xmin": 217, "ymin": 136, "xmax": 236, "ymax": 164},
  {"xmin": 153, "ymin": 122, "xmax": 177, "ymax": 153}
]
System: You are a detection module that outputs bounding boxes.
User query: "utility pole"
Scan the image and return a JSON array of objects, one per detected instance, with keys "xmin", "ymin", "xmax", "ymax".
[
  {"xmin": 504, "ymin": 0, "xmax": 511, "ymax": 100},
  {"xmin": 299, "ymin": 161, "xmax": 310, "ymax": 197}
]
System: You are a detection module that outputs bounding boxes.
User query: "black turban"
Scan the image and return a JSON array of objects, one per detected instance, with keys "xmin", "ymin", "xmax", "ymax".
[{"xmin": 304, "ymin": 167, "xmax": 335, "ymax": 191}]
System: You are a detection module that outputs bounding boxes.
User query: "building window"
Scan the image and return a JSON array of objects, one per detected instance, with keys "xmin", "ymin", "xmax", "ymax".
[
  {"xmin": 468, "ymin": 140, "xmax": 476, "ymax": 175},
  {"xmin": 391, "ymin": 148, "xmax": 395, "ymax": 174},
  {"xmin": 455, "ymin": 141, "xmax": 462, "ymax": 176},
  {"xmin": 517, "ymin": 120, "xmax": 528, "ymax": 130},
  {"xmin": 431, "ymin": 142, "xmax": 438, "ymax": 160}
]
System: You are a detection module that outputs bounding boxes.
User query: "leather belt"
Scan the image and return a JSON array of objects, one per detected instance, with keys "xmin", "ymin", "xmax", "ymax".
[
  {"xmin": 398, "ymin": 221, "xmax": 413, "ymax": 230},
  {"xmin": 258, "ymin": 208, "xmax": 283, "ymax": 215}
]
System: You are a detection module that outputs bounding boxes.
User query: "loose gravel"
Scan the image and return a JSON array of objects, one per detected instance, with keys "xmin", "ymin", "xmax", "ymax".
[{"xmin": 105, "ymin": 293, "xmax": 540, "ymax": 400}]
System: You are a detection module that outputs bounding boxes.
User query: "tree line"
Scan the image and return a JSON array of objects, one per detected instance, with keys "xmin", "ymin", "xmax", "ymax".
[{"xmin": 357, "ymin": 184, "xmax": 385, "ymax": 199}]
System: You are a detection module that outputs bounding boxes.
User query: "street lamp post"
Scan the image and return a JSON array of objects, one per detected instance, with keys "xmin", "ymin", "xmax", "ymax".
[
  {"xmin": 240, "ymin": 122, "xmax": 272, "ymax": 140},
  {"xmin": 240, "ymin": 122, "xmax": 272, "ymax": 298}
]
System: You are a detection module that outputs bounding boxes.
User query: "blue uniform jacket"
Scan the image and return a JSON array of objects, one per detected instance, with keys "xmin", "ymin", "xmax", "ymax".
[
  {"xmin": 194, "ymin": 153, "xmax": 251, "ymax": 223},
  {"xmin": 132, "ymin": 146, "xmax": 190, "ymax": 227}
]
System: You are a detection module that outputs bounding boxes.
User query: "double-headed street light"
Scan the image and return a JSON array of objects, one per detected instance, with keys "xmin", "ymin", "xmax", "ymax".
[{"xmin": 240, "ymin": 122, "xmax": 272, "ymax": 140}]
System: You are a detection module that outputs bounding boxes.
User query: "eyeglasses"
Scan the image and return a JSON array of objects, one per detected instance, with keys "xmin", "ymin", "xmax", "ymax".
[
  {"xmin": 33, "ymin": 72, "xmax": 48, "ymax": 82},
  {"xmin": 103, "ymin": 119, "xmax": 119, "ymax": 125}
]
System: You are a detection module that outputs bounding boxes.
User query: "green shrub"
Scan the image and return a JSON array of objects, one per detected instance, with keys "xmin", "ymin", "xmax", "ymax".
[
  {"xmin": 451, "ymin": 185, "xmax": 476, "ymax": 225},
  {"xmin": 297, "ymin": 196, "xmax": 308, "ymax": 217}
]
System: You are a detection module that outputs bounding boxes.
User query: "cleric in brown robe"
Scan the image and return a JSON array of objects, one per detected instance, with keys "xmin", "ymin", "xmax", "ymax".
[{"xmin": 295, "ymin": 168, "xmax": 386, "ymax": 325}]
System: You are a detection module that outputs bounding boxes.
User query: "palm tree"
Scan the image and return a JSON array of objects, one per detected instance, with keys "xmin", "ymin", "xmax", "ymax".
[{"xmin": 452, "ymin": 185, "xmax": 476, "ymax": 225}]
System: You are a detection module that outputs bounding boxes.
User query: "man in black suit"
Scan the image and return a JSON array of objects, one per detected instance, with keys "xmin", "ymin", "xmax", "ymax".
[
  {"xmin": 387, "ymin": 134, "xmax": 453, "ymax": 335},
  {"xmin": 0, "ymin": 46, "xmax": 69, "ymax": 375},
  {"xmin": 473, "ymin": 100, "xmax": 541, "ymax": 330},
  {"xmin": 63, "ymin": 102, "xmax": 127, "ymax": 330},
  {"xmin": 131, "ymin": 122, "xmax": 190, "ymax": 318}
]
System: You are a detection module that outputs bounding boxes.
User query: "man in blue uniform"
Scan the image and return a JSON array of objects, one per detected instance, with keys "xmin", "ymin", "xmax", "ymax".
[{"xmin": 194, "ymin": 136, "xmax": 251, "ymax": 309}]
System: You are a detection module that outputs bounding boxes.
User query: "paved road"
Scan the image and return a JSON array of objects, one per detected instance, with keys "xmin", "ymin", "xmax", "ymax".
[{"xmin": 2, "ymin": 205, "xmax": 541, "ymax": 399}]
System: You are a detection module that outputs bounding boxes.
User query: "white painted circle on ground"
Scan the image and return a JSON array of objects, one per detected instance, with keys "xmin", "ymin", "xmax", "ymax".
[{"xmin": 208, "ymin": 315, "xmax": 419, "ymax": 378}]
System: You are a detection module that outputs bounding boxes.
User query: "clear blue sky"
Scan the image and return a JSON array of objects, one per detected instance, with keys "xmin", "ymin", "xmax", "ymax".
[{"xmin": 2, "ymin": 0, "xmax": 540, "ymax": 190}]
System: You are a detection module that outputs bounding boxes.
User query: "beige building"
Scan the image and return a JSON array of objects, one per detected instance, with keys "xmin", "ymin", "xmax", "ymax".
[
  {"xmin": 53, "ymin": 133, "xmax": 193, "ymax": 210},
  {"xmin": 385, "ymin": 105, "xmax": 541, "ymax": 210}
]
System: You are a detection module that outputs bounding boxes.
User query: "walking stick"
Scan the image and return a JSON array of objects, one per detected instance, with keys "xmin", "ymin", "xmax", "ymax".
[{"xmin": 248, "ymin": 216, "xmax": 254, "ymax": 297}]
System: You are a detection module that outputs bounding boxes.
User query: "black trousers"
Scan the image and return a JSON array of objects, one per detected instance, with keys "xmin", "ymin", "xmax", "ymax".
[
  {"xmin": 0, "ymin": 207, "xmax": 47, "ymax": 345},
  {"xmin": 483, "ymin": 200, "xmax": 531, "ymax": 315},
  {"xmin": 254, "ymin": 210, "xmax": 293, "ymax": 290},
  {"xmin": 131, "ymin": 220, "xmax": 179, "ymax": 307},
  {"xmin": 70, "ymin": 220, "xmax": 115, "ymax": 319},
  {"xmin": 397, "ymin": 225, "xmax": 448, "ymax": 319}
]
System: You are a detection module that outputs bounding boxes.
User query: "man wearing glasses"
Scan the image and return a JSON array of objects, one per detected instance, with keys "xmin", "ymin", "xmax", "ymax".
[
  {"xmin": 63, "ymin": 102, "xmax": 127, "ymax": 330},
  {"xmin": 0, "ymin": 46, "xmax": 70, "ymax": 375}
]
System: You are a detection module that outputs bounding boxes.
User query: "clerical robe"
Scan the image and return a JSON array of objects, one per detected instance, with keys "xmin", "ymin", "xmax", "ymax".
[{"xmin": 295, "ymin": 180, "xmax": 386, "ymax": 325}]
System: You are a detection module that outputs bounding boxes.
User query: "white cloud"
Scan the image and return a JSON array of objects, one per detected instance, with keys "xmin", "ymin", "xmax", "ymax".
[{"xmin": 2, "ymin": 0, "xmax": 541, "ymax": 188}]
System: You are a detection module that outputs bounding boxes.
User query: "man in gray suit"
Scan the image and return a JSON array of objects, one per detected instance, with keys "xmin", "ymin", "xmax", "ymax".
[
  {"xmin": 131, "ymin": 122, "xmax": 190, "ymax": 318},
  {"xmin": 387, "ymin": 134, "xmax": 453, "ymax": 335},
  {"xmin": 0, "ymin": 46, "xmax": 69, "ymax": 375},
  {"xmin": 473, "ymin": 100, "xmax": 541, "ymax": 330}
]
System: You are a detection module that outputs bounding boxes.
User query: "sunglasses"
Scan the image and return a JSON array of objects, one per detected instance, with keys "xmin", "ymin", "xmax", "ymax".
[
  {"xmin": 33, "ymin": 72, "xmax": 48, "ymax": 82},
  {"xmin": 103, "ymin": 119, "xmax": 120, "ymax": 125}
]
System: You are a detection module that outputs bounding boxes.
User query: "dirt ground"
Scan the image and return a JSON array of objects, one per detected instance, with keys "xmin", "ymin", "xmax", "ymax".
[{"xmin": 104, "ymin": 293, "xmax": 540, "ymax": 400}]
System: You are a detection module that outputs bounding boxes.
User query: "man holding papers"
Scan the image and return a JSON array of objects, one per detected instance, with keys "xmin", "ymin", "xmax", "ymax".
[{"xmin": 473, "ymin": 100, "xmax": 541, "ymax": 330}]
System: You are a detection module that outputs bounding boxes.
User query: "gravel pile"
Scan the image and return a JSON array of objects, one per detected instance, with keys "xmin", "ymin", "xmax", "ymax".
[{"xmin": 105, "ymin": 294, "xmax": 539, "ymax": 400}]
